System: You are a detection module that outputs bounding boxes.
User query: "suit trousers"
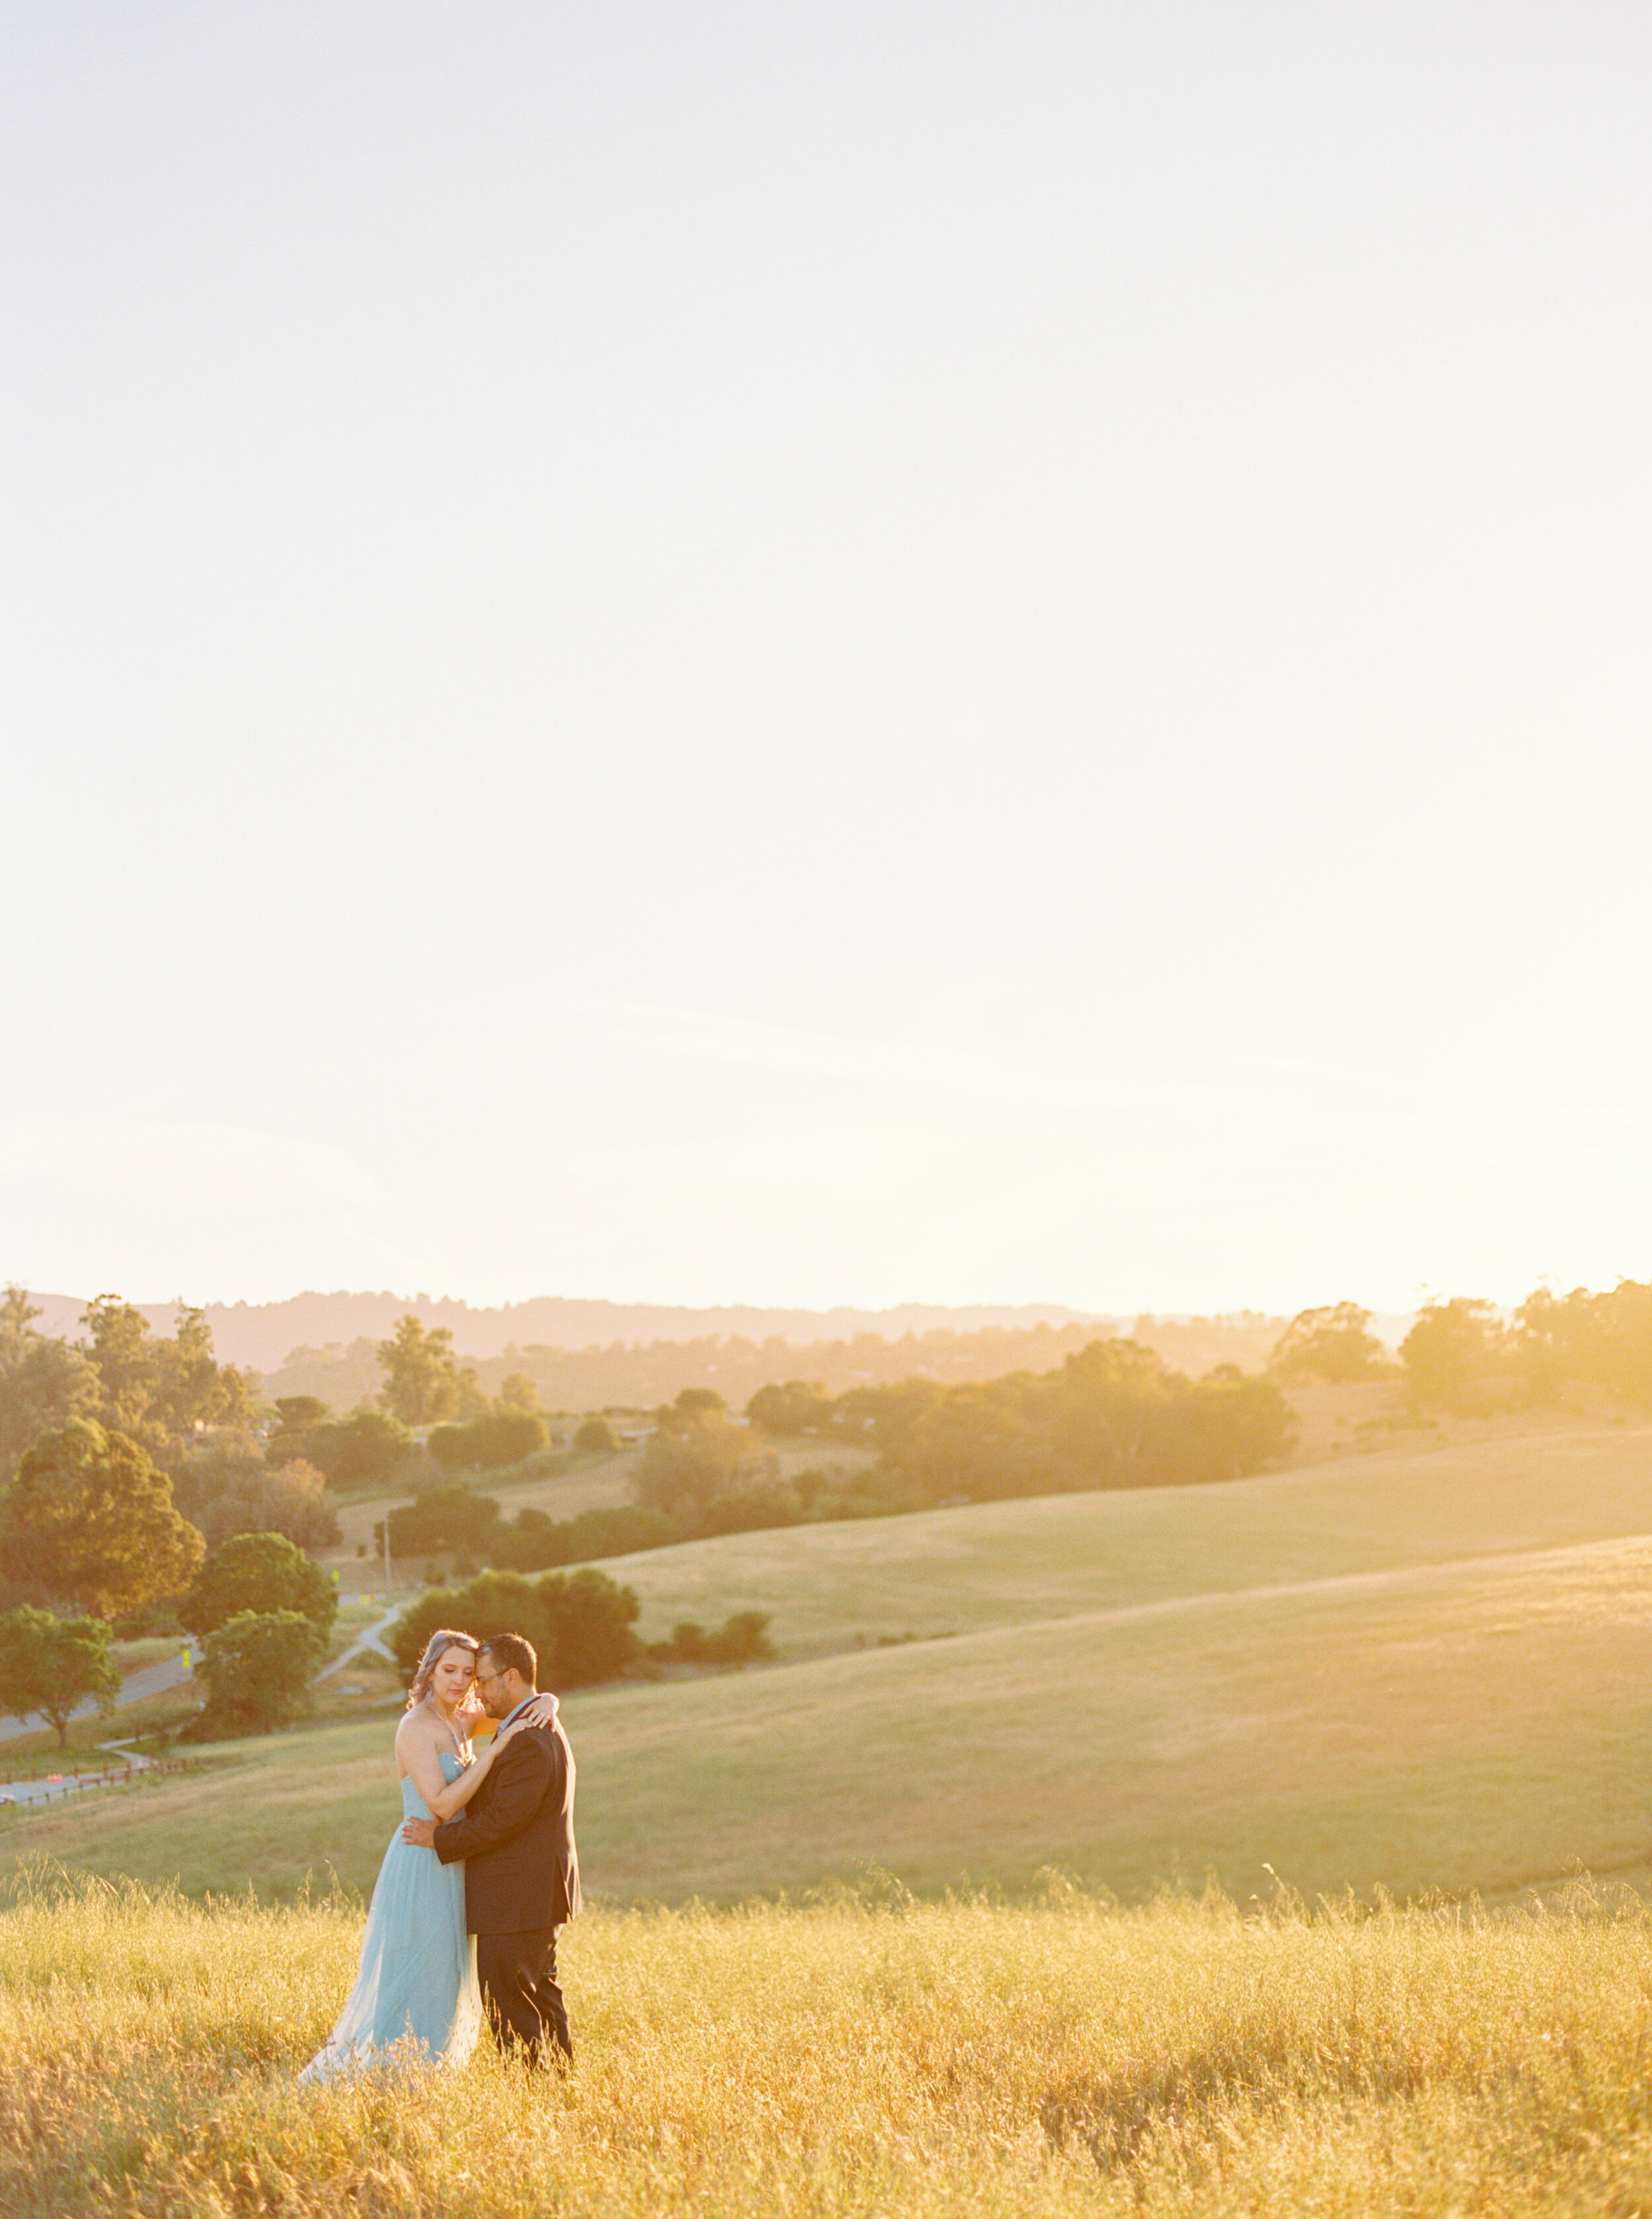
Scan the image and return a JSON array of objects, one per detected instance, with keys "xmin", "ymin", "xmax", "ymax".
[{"xmin": 475, "ymin": 1926, "xmax": 572, "ymax": 2064}]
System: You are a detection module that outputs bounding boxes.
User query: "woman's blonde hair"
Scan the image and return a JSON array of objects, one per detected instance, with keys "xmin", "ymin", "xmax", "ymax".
[{"xmin": 406, "ymin": 1628, "xmax": 479, "ymax": 1710}]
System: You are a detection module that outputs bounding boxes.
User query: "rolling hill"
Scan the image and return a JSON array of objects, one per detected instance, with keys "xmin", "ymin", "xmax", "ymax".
[{"xmin": 10, "ymin": 1421, "xmax": 1652, "ymax": 1907}]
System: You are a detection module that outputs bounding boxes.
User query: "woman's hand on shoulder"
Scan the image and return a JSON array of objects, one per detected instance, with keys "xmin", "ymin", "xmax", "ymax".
[{"xmin": 492, "ymin": 1696, "xmax": 556, "ymax": 1749}]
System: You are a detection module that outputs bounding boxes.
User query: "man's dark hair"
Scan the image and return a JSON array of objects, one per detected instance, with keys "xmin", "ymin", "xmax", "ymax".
[{"xmin": 480, "ymin": 1631, "xmax": 538, "ymax": 1687}]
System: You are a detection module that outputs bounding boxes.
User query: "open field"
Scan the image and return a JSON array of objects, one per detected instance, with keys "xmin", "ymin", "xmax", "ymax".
[
  {"xmin": 11, "ymin": 1523, "xmax": 1652, "ymax": 1907},
  {"xmin": 11, "ymin": 1421, "xmax": 1652, "ymax": 1906},
  {"xmin": 5, "ymin": 1871, "xmax": 1652, "ymax": 2218}
]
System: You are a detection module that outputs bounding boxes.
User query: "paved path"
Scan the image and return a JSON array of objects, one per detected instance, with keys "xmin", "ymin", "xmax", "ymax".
[
  {"xmin": 315, "ymin": 1604, "xmax": 400, "ymax": 1682},
  {"xmin": 0, "ymin": 1648, "xmax": 200, "ymax": 1745},
  {"xmin": 0, "ymin": 1598, "xmax": 404, "ymax": 1748}
]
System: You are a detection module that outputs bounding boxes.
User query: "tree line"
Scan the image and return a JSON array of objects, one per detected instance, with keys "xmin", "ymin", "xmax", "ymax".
[
  {"xmin": 393, "ymin": 1338, "xmax": 1298, "ymax": 1581},
  {"xmin": 264, "ymin": 1315, "xmax": 1284, "ymax": 1421}
]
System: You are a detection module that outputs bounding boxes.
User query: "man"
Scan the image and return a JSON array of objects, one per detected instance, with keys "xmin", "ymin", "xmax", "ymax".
[{"xmin": 401, "ymin": 1630, "xmax": 580, "ymax": 2064}]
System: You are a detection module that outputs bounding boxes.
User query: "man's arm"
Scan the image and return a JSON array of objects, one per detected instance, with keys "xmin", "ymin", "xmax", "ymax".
[{"xmin": 432, "ymin": 1731, "xmax": 556, "ymax": 1865}]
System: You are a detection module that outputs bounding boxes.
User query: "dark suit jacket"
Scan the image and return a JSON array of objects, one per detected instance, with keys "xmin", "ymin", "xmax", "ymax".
[{"xmin": 432, "ymin": 1713, "xmax": 581, "ymax": 1935}]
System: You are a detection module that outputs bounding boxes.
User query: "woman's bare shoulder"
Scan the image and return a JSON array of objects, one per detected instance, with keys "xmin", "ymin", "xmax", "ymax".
[{"xmin": 394, "ymin": 1706, "xmax": 436, "ymax": 1750}]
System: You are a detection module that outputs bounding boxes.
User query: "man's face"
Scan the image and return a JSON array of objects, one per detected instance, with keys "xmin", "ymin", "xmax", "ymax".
[{"xmin": 472, "ymin": 1652, "xmax": 517, "ymax": 1719}]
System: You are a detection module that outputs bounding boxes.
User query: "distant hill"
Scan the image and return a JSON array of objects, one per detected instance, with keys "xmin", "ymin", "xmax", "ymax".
[
  {"xmin": 19, "ymin": 1292, "xmax": 1113, "ymax": 1373},
  {"xmin": 14, "ymin": 1289, "xmax": 1411, "ymax": 1408}
]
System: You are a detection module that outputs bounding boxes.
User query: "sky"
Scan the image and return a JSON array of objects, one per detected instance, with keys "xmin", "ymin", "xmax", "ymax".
[{"xmin": 3, "ymin": 1, "xmax": 1651, "ymax": 1318}]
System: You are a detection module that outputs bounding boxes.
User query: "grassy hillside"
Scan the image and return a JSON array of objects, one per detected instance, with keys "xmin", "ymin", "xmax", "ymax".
[
  {"xmin": 598, "ymin": 1421, "xmax": 1652, "ymax": 1648},
  {"xmin": 11, "ymin": 1524, "xmax": 1652, "ymax": 1907},
  {"xmin": 12, "ymin": 1421, "xmax": 1652, "ymax": 1906},
  {"xmin": 5, "ymin": 1873, "xmax": 1651, "ymax": 2218}
]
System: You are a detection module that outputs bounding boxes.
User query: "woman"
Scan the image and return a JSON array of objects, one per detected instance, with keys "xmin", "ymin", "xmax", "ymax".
[{"xmin": 301, "ymin": 1629, "xmax": 557, "ymax": 2080}]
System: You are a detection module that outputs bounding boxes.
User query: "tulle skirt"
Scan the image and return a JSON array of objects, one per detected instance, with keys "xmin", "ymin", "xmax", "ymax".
[{"xmin": 301, "ymin": 1823, "xmax": 481, "ymax": 2080}]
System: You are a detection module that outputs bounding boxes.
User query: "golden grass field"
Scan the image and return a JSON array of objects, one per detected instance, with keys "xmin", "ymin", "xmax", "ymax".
[
  {"xmin": 9, "ymin": 1421, "xmax": 1652, "ymax": 1909},
  {"xmin": 6, "ymin": 1867, "xmax": 1652, "ymax": 2218}
]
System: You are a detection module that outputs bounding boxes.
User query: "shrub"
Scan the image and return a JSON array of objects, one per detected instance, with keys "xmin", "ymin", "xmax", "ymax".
[
  {"xmin": 387, "ymin": 1482, "xmax": 502, "ymax": 1556},
  {"xmin": 390, "ymin": 1565, "xmax": 640, "ymax": 1689},
  {"xmin": 492, "ymin": 1503, "xmax": 674, "ymax": 1571},
  {"xmin": 651, "ymin": 1610, "xmax": 775, "ymax": 1668},
  {"xmin": 574, "ymin": 1415, "xmax": 620, "ymax": 1454}
]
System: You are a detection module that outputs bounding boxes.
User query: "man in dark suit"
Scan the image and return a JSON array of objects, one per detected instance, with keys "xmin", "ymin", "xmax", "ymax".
[{"xmin": 401, "ymin": 1630, "xmax": 580, "ymax": 2064}]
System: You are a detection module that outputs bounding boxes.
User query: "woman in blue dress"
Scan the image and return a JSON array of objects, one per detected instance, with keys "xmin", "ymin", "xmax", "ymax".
[{"xmin": 301, "ymin": 1629, "xmax": 556, "ymax": 2080}]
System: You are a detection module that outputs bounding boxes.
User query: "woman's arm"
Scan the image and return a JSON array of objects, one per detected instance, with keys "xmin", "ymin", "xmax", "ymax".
[{"xmin": 422, "ymin": 1710, "xmax": 550, "ymax": 1818}]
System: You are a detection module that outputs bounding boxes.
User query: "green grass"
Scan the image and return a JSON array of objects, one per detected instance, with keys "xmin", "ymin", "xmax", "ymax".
[
  {"xmin": 13, "ymin": 1421, "xmax": 1652, "ymax": 1908},
  {"xmin": 6, "ymin": 1870, "xmax": 1652, "ymax": 2217},
  {"xmin": 11, "ymin": 1524, "xmax": 1652, "ymax": 1908}
]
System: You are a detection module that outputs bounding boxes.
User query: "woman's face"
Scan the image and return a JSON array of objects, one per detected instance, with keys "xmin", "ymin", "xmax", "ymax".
[{"xmin": 430, "ymin": 1645, "xmax": 477, "ymax": 1706}]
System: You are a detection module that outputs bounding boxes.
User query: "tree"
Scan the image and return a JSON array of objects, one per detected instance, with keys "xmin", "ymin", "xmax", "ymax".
[
  {"xmin": 574, "ymin": 1415, "xmax": 620, "ymax": 1454},
  {"xmin": 0, "ymin": 1287, "xmax": 99, "ymax": 1478},
  {"xmin": 0, "ymin": 1603, "xmax": 122, "ymax": 1748},
  {"xmin": 274, "ymin": 1395, "xmax": 332, "ymax": 1431},
  {"xmin": 77, "ymin": 1295, "xmax": 252, "ymax": 1448},
  {"xmin": 389, "ymin": 1565, "xmax": 640, "ymax": 1688},
  {"xmin": 428, "ymin": 1410, "xmax": 549, "ymax": 1473},
  {"xmin": 386, "ymin": 1481, "xmax": 502, "ymax": 1557},
  {"xmin": 498, "ymin": 1373, "xmax": 539, "ymax": 1413},
  {"xmin": 1401, "ymin": 1299, "xmax": 1508, "ymax": 1412},
  {"xmin": 1513, "ymin": 1279, "xmax": 1652, "ymax": 1410},
  {"xmin": 148, "ymin": 1304, "xmax": 255, "ymax": 1435},
  {"xmin": 0, "ymin": 1419, "xmax": 204, "ymax": 1620},
  {"xmin": 633, "ymin": 1408, "xmax": 780, "ymax": 1526},
  {"xmin": 267, "ymin": 1408, "xmax": 417, "ymax": 1489},
  {"xmin": 377, "ymin": 1316, "xmax": 486, "ymax": 1426},
  {"xmin": 1268, "ymin": 1303, "xmax": 1391, "ymax": 1384},
  {"xmin": 746, "ymin": 1380, "xmax": 834, "ymax": 1436},
  {"xmin": 656, "ymin": 1387, "xmax": 726, "ymax": 1431},
  {"xmin": 195, "ymin": 1610, "xmax": 326, "ymax": 1735},
  {"xmin": 79, "ymin": 1295, "xmax": 158, "ymax": 1438},
  {"xmin": 182, "ymin": 1530, "xmax": 337, "ymax": 1638},
  {"xmin": 166, "ymin": 1441, "xmax": 342, "ymax": 1553}
]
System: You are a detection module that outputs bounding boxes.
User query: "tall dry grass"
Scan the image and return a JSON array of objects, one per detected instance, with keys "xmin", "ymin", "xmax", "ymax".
[{"xmin": 3, "ymin": 1862, "xmax": 1651, "ymax": 2216}]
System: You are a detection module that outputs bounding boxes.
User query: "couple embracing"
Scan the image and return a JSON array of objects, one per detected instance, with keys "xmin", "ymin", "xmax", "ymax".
[{"xmin": 302, "ymin": 1628, "xmax": 580, "ymax": 2081}]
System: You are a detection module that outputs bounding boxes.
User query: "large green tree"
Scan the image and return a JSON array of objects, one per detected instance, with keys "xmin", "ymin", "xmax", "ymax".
[
  {"xmin": 182, "ymin": 1530, "xmax": 336, "ymax": 1639},
  {"xmin": 0, "ymin": 1419, "xmax": 204, "ymax": 1620},
  {"xmin": 0, "ymin": 1603, "xmax": 122, "ymax": 1749},
  {"xmin": 196, "ymin": 1610, "xmax": 326, "ymax": 1735}
]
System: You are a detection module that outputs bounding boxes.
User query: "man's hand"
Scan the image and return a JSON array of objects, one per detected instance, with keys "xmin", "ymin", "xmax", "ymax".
[{"xmin": 401, "ymin": 1817, "xmax": 437, "ymax": 1848}]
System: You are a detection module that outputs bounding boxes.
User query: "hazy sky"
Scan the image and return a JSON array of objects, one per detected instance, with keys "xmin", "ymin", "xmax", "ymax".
[{"xmin": 5, "ymin": 3, "xmax": 1651, "ymax": 1316}]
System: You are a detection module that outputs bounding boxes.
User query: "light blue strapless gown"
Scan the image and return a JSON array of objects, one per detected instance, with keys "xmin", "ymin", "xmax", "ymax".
[{"xmin": 301, "ymin": 1751, "xmax": 482, "ymax": 2080}]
